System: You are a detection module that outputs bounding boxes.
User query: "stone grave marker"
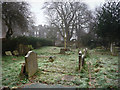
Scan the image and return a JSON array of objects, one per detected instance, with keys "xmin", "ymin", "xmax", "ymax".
[
  {"xmin": 18, "ymin": 44, "xmax": 24, "ymax": 55},
  {"xmin": 25, "ymin": 51, "xmax": 38, "ymax": 77},
  {"xmin": 13, "ymin": 50, "xmax": 19, "ymax": 56},
  {"xmin": 78, "ymin": 51, "xmax": 82, "ymax": 71},
  {"xmin": 5, "ymin": 51, "xmax": 12, "ymax": 56},
  {"xmin": 60, "ymin": 48, "xmax": 65, "ymax": 54},
  {"xmin": 18, "ymin": 44, "xmax": 31, "ymax": 55}
]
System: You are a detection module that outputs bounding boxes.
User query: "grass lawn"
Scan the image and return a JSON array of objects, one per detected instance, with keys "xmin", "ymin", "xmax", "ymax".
[{"xmin": 2, "ymin": 46, "xmax": 118, "ymax": 88}]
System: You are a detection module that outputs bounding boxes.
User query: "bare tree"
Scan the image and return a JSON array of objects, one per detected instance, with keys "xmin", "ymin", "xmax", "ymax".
[{"xmin": 43, "ymin": 2, "xmax": 92, "ymax": 48}]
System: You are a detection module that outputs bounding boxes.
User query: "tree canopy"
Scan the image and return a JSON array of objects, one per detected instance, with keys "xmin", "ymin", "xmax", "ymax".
[
  {"xmin": 2, "ymin": 2, "xmax": 34, "ymax": 38},
  {"xmin": 95, "ymin": 1, "xmax": 120, "ymax": 43}
]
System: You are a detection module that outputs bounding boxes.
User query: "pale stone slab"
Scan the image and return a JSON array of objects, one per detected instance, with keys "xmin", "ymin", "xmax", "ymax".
[
  {"xmin": 13, "ymin": 50, "xmax": 19, "ymax": 56},
  {"xmin": 5, "ymin": 51, "xmax": 12, "ymax": 56},
  {"xmin": 25, "ymin": 51, "xmax": 38, "ymax": 77}
]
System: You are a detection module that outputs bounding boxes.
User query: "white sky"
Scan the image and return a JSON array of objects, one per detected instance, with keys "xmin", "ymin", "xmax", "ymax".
[{"xmin": 26, "ymin": 0, "xmax": 105, "ymax": 26}]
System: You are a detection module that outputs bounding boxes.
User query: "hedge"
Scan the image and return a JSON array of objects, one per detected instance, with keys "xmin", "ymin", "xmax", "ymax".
[{"xmin": 2, "ymin": 36, "xmax": 54, "ymax": 54}]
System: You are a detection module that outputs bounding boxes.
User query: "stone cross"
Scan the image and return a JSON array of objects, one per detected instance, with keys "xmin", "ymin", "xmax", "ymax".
[{"xmin": 25, "ymin": 51, "xmax": 38, "ymax": 77}]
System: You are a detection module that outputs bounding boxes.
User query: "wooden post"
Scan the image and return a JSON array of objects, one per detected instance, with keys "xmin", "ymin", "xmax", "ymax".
[{"xmin": 79, "ymin": 51, "xmax": 82, "ymax": 70}]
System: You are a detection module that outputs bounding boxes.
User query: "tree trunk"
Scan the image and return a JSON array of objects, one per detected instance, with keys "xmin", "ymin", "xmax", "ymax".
[{"xmin": 6, "ymin": 27, "xmax": 13, "ymax": 39}]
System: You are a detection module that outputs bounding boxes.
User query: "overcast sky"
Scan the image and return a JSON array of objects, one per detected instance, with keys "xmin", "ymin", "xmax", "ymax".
[{"xmin": 26, "ymin": 0, "xmax": 105, "ymax": 26}]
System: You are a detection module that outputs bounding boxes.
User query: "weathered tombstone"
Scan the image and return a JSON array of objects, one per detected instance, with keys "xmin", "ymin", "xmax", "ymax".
[
  {"xmin": 60, "ymin": 49, "xmax": 65, "ymax": 54},
  {"xmin": 18, "ymin": 44, "xmax": 31, "ymax": 55},
  {"xmin": 82, "ymin": 54, "xmax": 85, "ymax": 66},
  {"xmin": 18, "ymin": 44, "xmax": 24, "ymax": 55},
  {"xmin": 13, "ymin": 50, "xmax": 19, "ymax": 56},
  {"xmin": 5, "ymin": 51, "xmax": 12, "ymax": 56},
  {"xmin": 78, "ymin": 51, "xmax": 82, "ymax": 71},
  {"xmin": 25, "ymin": 51, "xmax": 38, "ymax": 77},
  {"xmin": 83, "ymin": 48, "xmax": 87, "ymax": 58}
]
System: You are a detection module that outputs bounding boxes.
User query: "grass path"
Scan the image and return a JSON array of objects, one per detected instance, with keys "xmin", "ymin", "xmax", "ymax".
[{"xmin": 2, "ymin": 46, "xmax": 118, "ymax": 88}]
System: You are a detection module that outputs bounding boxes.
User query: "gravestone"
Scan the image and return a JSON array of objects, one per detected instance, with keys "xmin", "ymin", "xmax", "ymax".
[
  {"xmin": 25, "ymin": 51, "xmax": 38, "ymax": 77},
  {"xmin": 5, "ymin": 51, "xmax": 12, "ymax": 56},
  {"xmin": 18, "ymin": 44, "xmax": 24, "ymax": 55},
  {"xmin": 18, "ymin": 44, "xmax": 31, "ymax": 55},
  {"xmin": 13, "ymin": 50, "xmax": 19, "ymax": 56},
  {"xmin": 78, "ymin": 51, "xmax": 82, "ymax": 71},
  {"xmin": 60, "ymin": 49, "xmax": 65, "ymax": 54}
]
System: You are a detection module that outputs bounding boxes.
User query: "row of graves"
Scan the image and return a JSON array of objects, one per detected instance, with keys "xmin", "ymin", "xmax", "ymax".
[
  {"xmin": 5, "ymin": 45, "xmax": 87, "ymax": 77},
  {"xmin": 5, "ymin": 44, "xmax": 33, "ymax": 56},
  {"xmin": 19, "ymin": 48, "xmax": 88, "ymax": 78},
  {"xmin": 2, "ymin": 47, "xmax": 88, "ymax": 89}
]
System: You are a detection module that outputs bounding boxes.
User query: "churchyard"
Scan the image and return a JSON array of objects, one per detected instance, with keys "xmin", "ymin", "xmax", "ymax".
[{"xmin": 2, "ymin": 46, "xmax": 118, "ymax": 88}]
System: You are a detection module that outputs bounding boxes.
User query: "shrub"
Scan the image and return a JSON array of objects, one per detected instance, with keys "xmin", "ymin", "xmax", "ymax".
[{"xmin": 2, "ymin": 36, "xmax": 54, "ymax": 55}]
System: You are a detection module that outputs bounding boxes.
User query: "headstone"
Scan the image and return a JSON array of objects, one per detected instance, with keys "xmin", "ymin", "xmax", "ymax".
[
  {"xmin": 60, "ymin": 49, "xmax": 65, "ymax": 54},
  {"xmin": 25, "ymin": 51, "xmax": 38, "ymax": 77},
  {"xmin": 13, "ymin": 50, "xmax": 19, "ymax": 56},
  {"xmin": 18, "ymin": 44, "xmax": 31, "ymax": 55},
  {"xmin": 5, "ymin": 51, "xmax": 12, "ymax": 56},
  {"xmin": 78, "ymin": 51, "xmax": 82, "ymax": 71},
  {"xmin": 18, "ymin": 44, "xmax": 24, "ymax": 55}
]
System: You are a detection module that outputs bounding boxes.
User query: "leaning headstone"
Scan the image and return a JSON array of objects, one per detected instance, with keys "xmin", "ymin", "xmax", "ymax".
[
  {"xmin": 5, "ymin": 51, "xmax": 12, "ymax": 56},
  {"xmin": 13, "ymin": 50, "xmax": 19, "ymax": 56},
  {"xmin": 25, "ymin": 51, "xmax": 38, "ymax": 77}
]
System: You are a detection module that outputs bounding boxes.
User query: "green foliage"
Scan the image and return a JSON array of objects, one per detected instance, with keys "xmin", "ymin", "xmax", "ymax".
[
  {"xmin": 80, "ymin": 34, "xmax": 97, "ymax": 49},
  {"xmin": 95, "ymin": 1, "xmax": 120, "ymax": 43},
  {"xmin": 28, "ymin": 45, "xmax": 34, "ymax": 50},
  {"xmin": 2, "ymin": 36, "xmax": 54, "ymax": 54},
  {"xmin": 2, "ymin": 2, "xmax": 33, "ymax": 38}
]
